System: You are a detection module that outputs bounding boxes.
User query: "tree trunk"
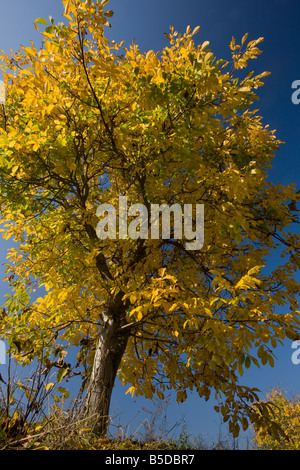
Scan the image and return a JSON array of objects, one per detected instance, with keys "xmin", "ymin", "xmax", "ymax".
[{"xmin": 83, "ymin": 293, "xmax": 130, "ymax": 435}]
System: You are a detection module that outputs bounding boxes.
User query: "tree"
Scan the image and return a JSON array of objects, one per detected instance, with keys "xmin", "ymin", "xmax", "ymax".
[
  {"xmin": 252, "ymin": 387, "xmax": 300, "ymax": 449},
  {"xmin": 0, "ymin": 0, "xmax": 299, "ymax": 437}
]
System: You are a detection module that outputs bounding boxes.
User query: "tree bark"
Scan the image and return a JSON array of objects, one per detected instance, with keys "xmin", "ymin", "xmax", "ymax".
[{"xmin": 83, "ymin": 292, "xmax": 130, "ymax": 435}]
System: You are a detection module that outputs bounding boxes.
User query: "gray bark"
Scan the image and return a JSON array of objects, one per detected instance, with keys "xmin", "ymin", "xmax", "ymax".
[
  {"xmin": 83, "ymin": 292, "xmax": 130, "ymax": 435},
  {"xmin": 82, "ymin": 224, "xmax": 132, "ymax": 435}
]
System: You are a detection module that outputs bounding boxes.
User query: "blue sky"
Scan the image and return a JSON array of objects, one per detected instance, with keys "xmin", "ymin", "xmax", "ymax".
[{"xmin": 0, "ymin": 0, "xmax": 299, "ymax": 448}]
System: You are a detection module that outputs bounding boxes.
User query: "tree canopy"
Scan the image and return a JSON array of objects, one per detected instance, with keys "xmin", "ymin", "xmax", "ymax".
[{"xmin": 0, "ymin": 0, "xmax": 299, "ymax": 437}]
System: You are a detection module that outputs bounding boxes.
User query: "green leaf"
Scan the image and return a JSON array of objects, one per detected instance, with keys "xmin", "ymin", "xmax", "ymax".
[
  {"xmin": 57, "ymin": 367, "xmax": 68, "ymax": 383},
  {"xmin": 57, "ymin": 386, "xmax": 70, "ymax": 398},
  {"xmin": 268, "ymin": 354, "xmax": 275, "ymax": 367},
  {"xmin": 245, "ymin": 356, "xmax": 251, "ymax": 369},
  {"xmin": 34, "ymin": 18, "xmax": 49, "ymax": 25}
]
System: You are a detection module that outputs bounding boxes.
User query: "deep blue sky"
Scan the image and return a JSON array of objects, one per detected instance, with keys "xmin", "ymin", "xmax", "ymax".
[{"xmin": 0, "ymin": 0, "xmax": 299, "ymax": 448}]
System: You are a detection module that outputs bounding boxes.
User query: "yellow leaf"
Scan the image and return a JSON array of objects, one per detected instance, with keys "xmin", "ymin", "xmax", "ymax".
[
  {"xmin": 20, "ymin": 70, "xmax": 33, "ymax": 76},
  {"xmin": 62, "ymin": 13, "xmax": 73, "ymax": 21},
  {"xmin": 201, "ymin": 41, "xmax": 210, "ymax": 50},
  {"xmin": 239, "ymin": 86, "xmax": 251, "ymax": 93},
  {"xmin": 11, "ymin": 165, "xmax": 19, "ymax": 175},
  {"xmin": 126, "ymin": 386, "xmax": 136, "ymax": 397},
  {"xmin": 229, "ymin": 36, "xmax": 236, "ymax": 50},
  {"xmin": 248, "ymin": 265, "xmax": 264, "ymax": 276},
  {"xmin": 204, "ymin": 52, "xmax": 213, "ymax": 62},
  {"xmin": 169, "ymin": 303, "xmax": 178, "ymax": 313},
  {"xmin": 192, "ymin": 26, "xmax": 201, "ymax": 35},
  {"xmin": 45, "ymin": 382, "xmax": 54, "ymax": 390},
  {"xmin": 63, "ymin": 0, "xmax": 72, "ymax": 15},
  {"xmin": 158, "ymin": 267, "xmax": 166, "ymax": 277},
  {"xmin": 137, "ymin": 311, "xmax": 143, "ymax": 321},
  {"xmin": 241, "ymin": 33, "xmax": 249, "ymax": 45},
  {"xmin": 23, "ymin": 47, "xmax": 35, "ymax": 57}
]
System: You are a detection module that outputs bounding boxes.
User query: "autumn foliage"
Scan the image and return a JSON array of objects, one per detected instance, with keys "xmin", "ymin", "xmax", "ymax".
[
  {"xmin": 0, "ymin": 0, "xmax": 299, "ymax": 438},
  {"xmin": 252, "ymin": 387, "xmax": 300, "ymax": 449}
]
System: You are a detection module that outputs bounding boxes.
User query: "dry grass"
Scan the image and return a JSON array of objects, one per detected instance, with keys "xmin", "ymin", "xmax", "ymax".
[
  {"xmin": 0, "ymin": 355, "xmax": 236, "ymax": 450},
  {"xmin": 0, "ymin": 358, "xmax": 199, "ymax": 450},
  {"xmin": 0, "ymin": 405, "xmax": 204, "ymax": 450}
]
